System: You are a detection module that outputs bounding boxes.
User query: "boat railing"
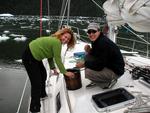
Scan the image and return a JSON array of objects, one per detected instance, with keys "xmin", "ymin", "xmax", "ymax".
[
  {"xmin": 69, "ymin": 25, "xmax": 150, "ymax": 58},
  {"xmin": 117, "ymin": 36, "xmax": 150, "ymax": 58},
  {"xmin": 69, "ymin": 25, "xmax": 90, "ymax": 42}
]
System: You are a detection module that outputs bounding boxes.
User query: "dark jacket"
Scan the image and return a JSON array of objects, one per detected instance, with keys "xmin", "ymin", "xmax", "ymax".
[{"xmin": 84, "ymin": 33, "xmax": 125, "ymax": 76}]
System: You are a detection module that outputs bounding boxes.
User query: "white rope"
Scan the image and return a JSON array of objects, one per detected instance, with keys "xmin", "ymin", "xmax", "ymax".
[
  {"xmin": 90, "ymin": 0, "xmax": 104, "ymax": 11},
  {"xmin": 58, "ymin": 0, "xmax": 69, "ymax": 29},
  {"xmin": 67, "ymin": 0, "xmax": 71, "ymax": 26},
  {"xmin": 16, "ymin": 77, "xmax": 29, "ymax": 113}
]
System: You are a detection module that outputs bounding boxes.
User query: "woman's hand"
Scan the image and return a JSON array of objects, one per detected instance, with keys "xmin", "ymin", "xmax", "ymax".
[
  {"xmin": 76, "ymin": 61, "xmax": 84, "ymax": 68},
  {"xmin": 52, "ymin": 68, "xmax": 59, "ymax": 75},
  {"xmin": 65, "ymin": 72, "xmax": 75, "ymax": 78}
]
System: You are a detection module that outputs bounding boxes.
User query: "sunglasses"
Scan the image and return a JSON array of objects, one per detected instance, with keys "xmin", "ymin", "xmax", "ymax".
[{"xmin": 87, "ymin": 30, "xmax": 97, "ymax": 34}]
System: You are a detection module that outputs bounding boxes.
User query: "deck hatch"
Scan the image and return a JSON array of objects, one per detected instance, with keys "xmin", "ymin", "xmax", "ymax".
[{"xmin": 92, "ymin": 88, "xmax": 135, "ymax": 112}]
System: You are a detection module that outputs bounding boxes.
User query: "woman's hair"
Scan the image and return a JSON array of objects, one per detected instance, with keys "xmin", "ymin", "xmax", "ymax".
[{"xmin": 52, "ymin": 28, "xmax": 76, "ymax": 49}]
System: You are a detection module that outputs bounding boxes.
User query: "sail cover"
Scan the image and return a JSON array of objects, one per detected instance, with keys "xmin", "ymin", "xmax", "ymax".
[{"xmin": 103, "ymin": 0, "xmax": 150, "ymax": 32}]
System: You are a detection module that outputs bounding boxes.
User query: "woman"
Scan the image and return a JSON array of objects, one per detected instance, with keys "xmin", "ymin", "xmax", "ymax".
[{"xmin": 22, "ymin": 28, "xmax": 76, "ymax": 112}]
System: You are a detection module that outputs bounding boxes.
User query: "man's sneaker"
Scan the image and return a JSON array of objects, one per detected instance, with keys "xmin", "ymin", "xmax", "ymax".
[
  {"xmin": 30, "ymin": 112, "xmax": 40, "ymax": 113},
  {"xmin": 103, "ymin": 79, "xmax": 117, "ymax": 89},
  {"xmin": 40, "ymin": 94, "xmax": 48, "ymax": 101},
  {"xmin": 86, "ymin": 82, "xmax": 96, "ymax": 89},
  {"xmin": 30, "ymin": 105, "xmax": 40, "ymax": 113}
]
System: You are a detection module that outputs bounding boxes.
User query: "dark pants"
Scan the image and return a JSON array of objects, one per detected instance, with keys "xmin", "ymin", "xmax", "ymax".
[{"xmin": 22, "ymin": 46, "xmax": 47, "ymax": 111}]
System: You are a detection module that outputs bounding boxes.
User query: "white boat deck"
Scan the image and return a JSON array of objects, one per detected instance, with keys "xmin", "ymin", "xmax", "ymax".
[{"xmin": 40, "ymin": 40, "xmax": 150, "ymax": 113}]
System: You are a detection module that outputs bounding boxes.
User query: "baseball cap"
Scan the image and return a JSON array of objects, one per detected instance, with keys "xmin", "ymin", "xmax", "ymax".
[{"xmin": 87, "ymin": 22, "xmax": 100, "ymax": 31}]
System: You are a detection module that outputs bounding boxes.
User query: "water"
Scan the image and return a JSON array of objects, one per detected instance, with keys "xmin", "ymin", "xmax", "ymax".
[{"xmin": 0, "ymin": 16, "xmax": 39, "ymax": 65}]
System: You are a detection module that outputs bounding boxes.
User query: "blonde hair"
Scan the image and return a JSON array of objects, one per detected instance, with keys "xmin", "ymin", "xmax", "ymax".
[{"xmin": 52, "ymin": 28, "xmax": 76, "ymax": 49}]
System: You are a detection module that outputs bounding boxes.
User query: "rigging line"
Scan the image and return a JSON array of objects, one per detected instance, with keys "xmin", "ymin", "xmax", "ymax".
[
  {"xmin": 122, "ymin": 25, "xmax": 150, "ymax": 45},
  {"xmin": 59, "ymin": 0, "xmax": 69, "ymax": 29},
  {"xmin": 40, "ymin": 0, "xmax": 43, "ymax": 36},
  {"xmin": 27, "ymin": 98, "xmax": 31, "ymax": 113},
  {"xmin": 47, "ymin": 0, "xmax": 50, "ymax": 31},
  {"xmin": 16, "ymin": 77, "xmax": 29, "ymax": 113},
  {"xmin": 67, "ymin": 0, "xmax": 71, "ymax": 26},
  {"xmin": 90, "ymin": 0, "xmax": 104, "ymax": 11},
  {"xmin": 58, "ymin": 0, "xmax": 69, "ymax": 29},
  {"xmin": 59, "ymin": 0, "xmax": 67, "ymax": 16}
]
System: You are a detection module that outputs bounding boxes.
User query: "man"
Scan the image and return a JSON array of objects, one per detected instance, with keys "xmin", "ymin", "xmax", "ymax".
[{"xmin": 76, "ymin": 22, "xmax": 125, "ymax": 89}]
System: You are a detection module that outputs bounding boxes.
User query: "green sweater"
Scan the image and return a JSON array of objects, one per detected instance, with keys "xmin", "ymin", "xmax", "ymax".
[{"xmin": 29, "ymin": 36, "xmax": 67, "ymax": 74}]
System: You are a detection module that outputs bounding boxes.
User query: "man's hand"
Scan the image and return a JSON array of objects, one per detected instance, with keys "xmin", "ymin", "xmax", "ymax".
[{"xmin": 84, "ymin": 44, "xmax": 91, "ymax": 53}]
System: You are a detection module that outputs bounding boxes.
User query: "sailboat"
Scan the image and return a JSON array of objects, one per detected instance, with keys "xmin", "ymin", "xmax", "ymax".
[
  {"xmin": 0, "ymin": 0, "xmax": 150, "ymax": 113},
  {"xmin": 37, "ymin": 0, "xmax": 150, "ymax": 113}
]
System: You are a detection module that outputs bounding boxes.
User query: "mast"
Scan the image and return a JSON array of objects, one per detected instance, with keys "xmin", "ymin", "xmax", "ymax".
[{"xmin": 108, "ymin": 24, "xmax": 118, "ymax": 43}]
